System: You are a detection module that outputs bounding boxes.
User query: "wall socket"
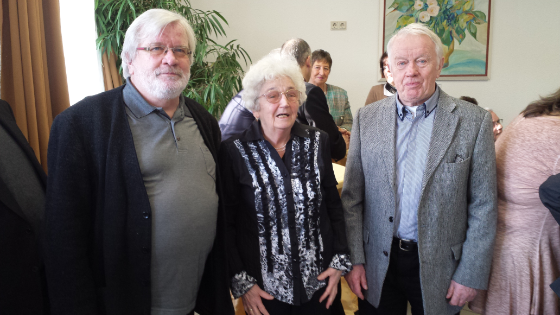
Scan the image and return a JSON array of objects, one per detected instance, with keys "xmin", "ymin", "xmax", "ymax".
[{"xmin": 330, "ymin": 21, "xmax": 347, "ymax": 30}]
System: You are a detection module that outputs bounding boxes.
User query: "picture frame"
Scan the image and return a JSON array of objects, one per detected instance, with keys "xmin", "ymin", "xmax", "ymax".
[{"xmin": 381, "ymin": 0, "xmax": 492, "ymax": 80}]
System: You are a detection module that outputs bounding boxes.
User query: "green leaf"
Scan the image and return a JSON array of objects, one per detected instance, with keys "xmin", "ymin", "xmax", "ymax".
[
  {"xmin": 457, "ymin": 13, "xmax": 474, "ymax": 29},
  {"xmin": 463, "ymin": 0, "xmax": 474, "ymax": 11},
  {"xmin": 396, "ymin": 15, "xmax": 416, "ymax": 30},
  {"xmin": 472, "ymin": 10, "xmax": 487, "ymax": 23},
  {"xmin": 451, "ymin": 25, "xmax": 465, "ymax": 44},
  {"xmin": 467, "ymin": 21, "xmax": 477, "ymax": 39},
  {"xmin": 388, "ymin": 0, "xmax": 415, "ymax": 13},
  {"xmin": 441, "ymin": 27, "xmax": 452, "ymax": 46}
]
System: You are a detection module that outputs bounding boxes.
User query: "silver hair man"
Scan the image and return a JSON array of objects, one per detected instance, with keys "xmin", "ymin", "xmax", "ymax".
[
  {"xmin": 121, "ymin": 9, "xmax": 196, "ymax": 78},
  {"xmin": 387, "ymin": 23, "xmax": 444, "ymax": 61}
]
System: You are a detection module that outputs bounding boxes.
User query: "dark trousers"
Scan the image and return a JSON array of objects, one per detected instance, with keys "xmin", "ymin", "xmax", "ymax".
[
  {"xmin": 358, "ymin": 238, "xmax": 424, "ymax": 315},
  {"xmin": 258, "ymin": 286, "xmax": 332, "ymax": 315}
]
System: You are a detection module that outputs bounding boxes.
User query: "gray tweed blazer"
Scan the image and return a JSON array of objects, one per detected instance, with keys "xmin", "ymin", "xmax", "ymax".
[{"xmin": 341, "ymin": 90, "xmax": 497, "ymax": 315}]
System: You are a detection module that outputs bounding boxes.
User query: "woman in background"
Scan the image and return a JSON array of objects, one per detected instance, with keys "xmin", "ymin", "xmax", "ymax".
[
  {"xmin": 470, "ymin": 88, "xmax": 560, "ymax": 314},
  {"xmin": 220, "ymin": 52, "xmax": 352, "ymax": 315},
  {"xmin": 364, "ymin": 52, "xmax": 396, "ymax": 105},
  {"xmin": 308, "ymin": 49, "xmax": 352, "ymax": 148}
]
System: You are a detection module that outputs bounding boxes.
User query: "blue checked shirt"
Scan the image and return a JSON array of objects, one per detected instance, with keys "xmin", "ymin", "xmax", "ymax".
[{"xmin": 394, "ymin": 86, "xmax": 440, "ymax": 241}]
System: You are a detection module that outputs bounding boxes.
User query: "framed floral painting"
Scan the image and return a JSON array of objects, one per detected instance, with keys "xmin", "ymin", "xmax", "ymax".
[{"xmin": 382, "ymin": 0, "xmax": 491, "ymax": 79}]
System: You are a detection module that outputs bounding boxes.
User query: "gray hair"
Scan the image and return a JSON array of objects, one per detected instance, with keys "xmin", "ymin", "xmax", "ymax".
[
  {"xmin": 242, "ymin": 51, "xmax": 307, "ymax": 112},
  {"xmin": 484, "ymin": 107, "xmax": 494, "ymax": 112},
  {"xmin": 387, "ymin": 23, "xmax": 444, "ymax": 61},
  {"xmin": 280, "ymin": 38, "xmax": 312, "ymax": 67},
  {"xmin": 121, "ymin": 9, "xmax": 196, "ymax": 78}
]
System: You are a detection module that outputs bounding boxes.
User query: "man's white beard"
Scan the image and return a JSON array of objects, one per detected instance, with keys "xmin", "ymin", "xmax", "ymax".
[{"xmin": 138, "ymin": 66, "xmax": 190, "ymax": 100}]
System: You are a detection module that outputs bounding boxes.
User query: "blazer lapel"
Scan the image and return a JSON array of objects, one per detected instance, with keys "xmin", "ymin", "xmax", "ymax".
[
  {"xmin": 0, "ymin": 172, "xmax": 28, "ymax": 221},
  {"xmin": 0, "ymin": 103, "xmax": 47, "ymax": 187},
  {"xmin": 377, "ymin": 97, "xmax": 397, "ymax": 194},
  {"xmin": 420, "ymin": 91, "xmax": 458, "ymax": 195}
]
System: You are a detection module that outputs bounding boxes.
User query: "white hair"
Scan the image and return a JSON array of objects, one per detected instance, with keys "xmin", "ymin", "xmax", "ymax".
[
  {"xmin": 484, "ymin": 107, "xmax": 494, "ymax": 112},
  {"xmin": 242, "ymin": 51, "xmax": 307, "ymax": 112},
  {"xmin": 387, "ymin": 23, "xmax": 444, "ymax": 61},
  {"xmin": 121, "ymin": 9, "xmax": 196, "ymax": 78}
]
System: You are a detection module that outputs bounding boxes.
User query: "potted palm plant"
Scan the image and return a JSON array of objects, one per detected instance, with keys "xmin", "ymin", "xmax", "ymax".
[{"xmin": 95, "ymin": 0, "xmax": 251, "ymax": 117}]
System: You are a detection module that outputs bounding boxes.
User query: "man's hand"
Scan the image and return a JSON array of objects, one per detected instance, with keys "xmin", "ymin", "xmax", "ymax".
[
  {"xmin": 241, "ymin": 284, "xmax": 274, "ymax": 315},
  {"xmin": 317, "ymin": 267, "xmax": 343, "ymax": 309},
  {"xmin": 446, "ymin": 280, "xmax": 477, "ymax": 306},
  {"xmin": 344, "ymin": 264, "xmax": 368, "ymax": 300}
]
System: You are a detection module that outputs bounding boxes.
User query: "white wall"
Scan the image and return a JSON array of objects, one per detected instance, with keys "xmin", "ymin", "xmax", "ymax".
[
  {"xmin": 189, "ymin": 0, "xmax": 560, "ymax": 126},
  {"xmin": 60, "ymin": 0, "xmax": 104, "ymax": 105}
]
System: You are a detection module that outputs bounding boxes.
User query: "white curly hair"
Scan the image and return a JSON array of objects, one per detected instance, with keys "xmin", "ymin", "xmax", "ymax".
[{"xmin": 242, "ymin": 51, "xmax": 307, "ymax": 112}]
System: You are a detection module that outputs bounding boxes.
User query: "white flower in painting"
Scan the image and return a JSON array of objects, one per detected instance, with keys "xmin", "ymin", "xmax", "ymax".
[
  {"xmin": 414, "ymin": 1, "xmax": 424, "ymax": 10},
  {"xmin": 427, "ymin": 0, "xmax": 438, "ymax": 6},
  {"xmin": 427, "ymin": 5, "xmax": 440, "ymax": 16},
  {"xmin": 419, "ymin": 11, "xmax": 431, "ymax": 22}
]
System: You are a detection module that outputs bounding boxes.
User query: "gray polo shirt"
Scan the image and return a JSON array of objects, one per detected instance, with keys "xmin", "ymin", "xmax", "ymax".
[{"xmin": 123, "ymin": 80, "xmax": 218, "ymax": 315}]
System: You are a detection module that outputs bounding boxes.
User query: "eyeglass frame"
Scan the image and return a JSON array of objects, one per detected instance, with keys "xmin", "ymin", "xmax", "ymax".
[
  {"xmin": 258, "ymin": 89, "xmax": 301, "ymax": 104},
  {"xmin": 136, "ymin": 45, "xmax": 192, "ymax": 58},
  {"xmin": 493, "ymin": 119, "xmax": 503, "ymax": 127}
]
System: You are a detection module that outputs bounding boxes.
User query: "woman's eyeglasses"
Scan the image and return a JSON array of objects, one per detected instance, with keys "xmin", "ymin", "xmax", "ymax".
[{"xmin": 259, "ymin": 89, "xmax": 300, "ymax": 104}]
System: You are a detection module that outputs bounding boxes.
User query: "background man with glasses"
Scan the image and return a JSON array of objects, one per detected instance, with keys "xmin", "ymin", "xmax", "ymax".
[
  {"xmin": 44, "ymin": 9, "xmax": 232, "ymax": 315},
  {"xmin": 485, "ymin": 108, "xmax": 503, "ymax": 141}
]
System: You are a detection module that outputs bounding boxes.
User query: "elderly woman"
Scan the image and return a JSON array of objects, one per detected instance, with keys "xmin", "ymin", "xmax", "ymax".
[
  {"xmin": 470, "ymin": 87, "xmax": 560, "ymax": 314},
  {"xmin": 219, "ymin": 52, "xmax": 352, "ymax": 315},
  {"xmin": 309, "ymin": 50, "xmax": 353, "ymax": 138}
]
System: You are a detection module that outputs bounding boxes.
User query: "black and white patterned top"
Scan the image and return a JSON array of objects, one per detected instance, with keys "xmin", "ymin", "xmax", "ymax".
[{"xmin": 220, "ymin": 120, "xmax": 352, "ymax": 305}]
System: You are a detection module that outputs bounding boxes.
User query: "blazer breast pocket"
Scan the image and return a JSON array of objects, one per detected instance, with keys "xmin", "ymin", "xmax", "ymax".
[{"xmin": 442, "ymin": 156, "xmax": 471, "ymax": 179}]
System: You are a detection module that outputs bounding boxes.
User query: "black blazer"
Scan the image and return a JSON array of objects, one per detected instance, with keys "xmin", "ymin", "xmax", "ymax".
[
  {"xmin": 0, "ymin": 100, "xmax": 48, "ymax": 314},
  {"xmin": 44, "ymin": 86, "xmax": 233, "ymax": 315},
  {"xmin": 297, "ymin": 83, "xmax": 347, "ymax": 160},
  {"xmin": 539, "ymin": 173, "xmax": 560, "ymax": 297}
]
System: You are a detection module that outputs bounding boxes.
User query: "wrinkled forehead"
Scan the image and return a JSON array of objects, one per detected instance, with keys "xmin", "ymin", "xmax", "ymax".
[
  {"xmin": 391, "ymin": 34, "xmax": 436, "ymax": 59},
  {"xmin": 140, "ymin": 22, "xmax": 189, "ymax": 46}
]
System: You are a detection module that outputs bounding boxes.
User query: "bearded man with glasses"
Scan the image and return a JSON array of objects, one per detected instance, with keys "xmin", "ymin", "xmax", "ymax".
[{"xmin": 44, "ymin": 9, "xmax": 232, "ymax": 315}]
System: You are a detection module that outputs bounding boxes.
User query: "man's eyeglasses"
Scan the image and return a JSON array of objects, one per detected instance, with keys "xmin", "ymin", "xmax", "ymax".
[
  {"xmin": 493, "ymin": 119, "xmax": 503, "ymax": 127},
  {"xmin": 259, "ymin": 89, "xmax": 300, "ymax": 104},
  {"xmin": 136, "ymin": 45, "xmax": 192, "ymax": 58}
]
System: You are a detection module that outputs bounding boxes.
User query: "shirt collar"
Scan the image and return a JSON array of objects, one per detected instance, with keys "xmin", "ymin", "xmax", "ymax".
[
  {"xmin": 242, "ymin": 119, "xmax": 310, "ymax": 142},
  {"xmin": 384, "ymin": 82, "xmax": 397, "ymax": 96},
  {"xmin": 123, "ymin": 78, "xmax": 191, "ymax": 119},
  {"xmin": 395, "ymin": 84, "xmax": 440, "ymax": 121}
]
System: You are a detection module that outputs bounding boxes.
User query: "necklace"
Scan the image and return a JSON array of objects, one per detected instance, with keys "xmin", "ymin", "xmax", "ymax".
[{"xmin": 274, "ymin": 143, "xmax": 287, "ymax": 151}]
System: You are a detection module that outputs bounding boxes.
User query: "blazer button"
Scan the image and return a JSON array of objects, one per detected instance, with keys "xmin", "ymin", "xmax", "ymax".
[
  {"xmin": 383, "ymin": 251, "xmax": 388, "ymax": 257},
  {"xmin": 389, "ymin": 216, "xmax": 393, "ymax": 222},
  {"xmin": 142, "ymin": 212, "xmax": 150, "ymax": 219}
]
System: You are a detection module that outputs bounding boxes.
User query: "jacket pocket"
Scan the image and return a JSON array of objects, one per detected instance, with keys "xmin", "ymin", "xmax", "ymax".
[{"xmin": 451, "ymin": 242, "xmax": 463, "ymax": 261}]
